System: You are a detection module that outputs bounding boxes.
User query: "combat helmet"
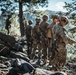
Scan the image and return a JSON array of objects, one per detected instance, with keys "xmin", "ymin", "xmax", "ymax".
[
  {"xmin": 42, "ymin": 15, "xmax": 48, "ymax": 21},
  {"xmin": 60, "ymin": 16, "xmax": 69, "ymax": 25}
]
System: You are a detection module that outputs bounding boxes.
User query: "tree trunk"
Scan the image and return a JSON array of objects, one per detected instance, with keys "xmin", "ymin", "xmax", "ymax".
[{"xmin": 19, "ymin": 0, "xmax": 24, "ymax": 36}]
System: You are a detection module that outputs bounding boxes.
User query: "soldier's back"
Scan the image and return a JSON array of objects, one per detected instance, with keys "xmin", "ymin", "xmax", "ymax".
[
  {"xmin": 26, "ymin": 25, "xmax": 32, "ymax": 35},
  {"xmin": 52, "ymin": 24, "xmax": 63, "ymax": 36},
  {"xmin": 40, "ymin": 21, "xmax": 49, "ymax": 32}
]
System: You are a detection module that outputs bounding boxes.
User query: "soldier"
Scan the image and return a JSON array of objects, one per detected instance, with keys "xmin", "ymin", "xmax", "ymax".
[
  {"xmin": 32, "ymin": 18, "xmax": 42, "ymax": 63},
  {"xmin": 49, "ymin": 14, "xmax": 59, "ymax": 28},
  {"xmin": 47, "ymin": 14, "xmax": 60, "ymax": 41},
  {"xmin": 32, "ymin": 18, "xmax": 40, "ymax": 56},
  {"xmin": 21, "ymin": 16, "xmax": 27, "ymax": 35},
  {"xmin": 26, "ymin": 20, "xmax": 33, "ymax": 59},
  {"xmin": 40, "ymin": 15, "xmax": 49, "ymax": 63},
  {"xmin": 23, "ymin": 17, "xmax": 27, "ymax": 28},
  {"xmin": 5, "ymin": 15, "xmax": 11, "ymax": 34},
  {"xmin": 50, "ymin": 16, "xmax": 76, "ymax": 71},
  {"xmin": 46, "ymin": 14, "xmax": 60, "ymax": 63}
]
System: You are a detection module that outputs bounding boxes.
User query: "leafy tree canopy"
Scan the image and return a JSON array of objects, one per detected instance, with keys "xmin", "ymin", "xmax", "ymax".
[
  {"xmin": 0, "ymin": 0, "xmax": 48, "ymax": 36},
  {"xmin": 0, "ymin": 0, "xmax": 48, "ymax": 16},
  {"xmin": 64, "ymin": 0, "xmax": 76, "ymax": 24}
]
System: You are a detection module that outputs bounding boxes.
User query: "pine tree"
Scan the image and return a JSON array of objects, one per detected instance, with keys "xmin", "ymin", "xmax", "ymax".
[
  {"xmin": 64, "ymin": 0, "xmax": 76, "ymax": 25},
  {"xmin": 0, "ymin": 0, "xmax": 48, "ymax": 36}
]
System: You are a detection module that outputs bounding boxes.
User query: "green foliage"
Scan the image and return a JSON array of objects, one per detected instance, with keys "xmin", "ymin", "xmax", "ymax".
[
  {"xmin": 64, "ymin": 0, "xmax": 76, "ymax": 25},
  {"xmin": 32, "ymin": 10, "xmax": 49, "ymax": 18},
  {"xmin": 66, "ymin": 30, "xmax": 76, "ymax": 61},
  {"xmin": 0, "ymin": 0, "xmax": 16, "ymax": 16},
  {"xmin": 0, "ymin": 0, "xmax": 48, "ymax": 16},
  {"xmin": 0, "ymin": 0, "xmax": 48, "ymax": 36},
  {"xmin": 67, "ymin": 44, "xmax": 76, "ymax": 61},
  {"xmin": 10, "ymin": 14, "xmax": 20, "ymax": 36},
  {"xmin": 64, "ymin": 0, "xmax": 76, "ymax": 13},
  {"xmin": 64, "ymin": 0, "xmax": 76, "ymax": 57}
]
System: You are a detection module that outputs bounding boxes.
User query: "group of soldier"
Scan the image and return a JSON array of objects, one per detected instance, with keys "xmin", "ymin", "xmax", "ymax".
[
  {"xmin": 24, "ymin": 14, "xmax": 76, "ymax": 71},
  {"xmin": 5, "ymin": 14, "xmax": 76, "ymax": 71}
]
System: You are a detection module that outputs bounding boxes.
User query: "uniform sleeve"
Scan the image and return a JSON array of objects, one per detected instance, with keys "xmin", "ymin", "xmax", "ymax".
[
  {"xmin": 45, "ymin": 23, "xmax": 49, "ymax": 33},
  {"xmin": 59, "ymin": 26, "xmax": 75, "ymax": 44},
  {"xmin": 23, "ymin": 20, "xmax": 27, "ymax": 26}
]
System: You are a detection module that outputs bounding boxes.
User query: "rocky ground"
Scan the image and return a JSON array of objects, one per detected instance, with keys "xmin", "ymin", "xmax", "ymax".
[{"xmin": 0, "ymin": 32, "xmax": 76, "ymax": 75}]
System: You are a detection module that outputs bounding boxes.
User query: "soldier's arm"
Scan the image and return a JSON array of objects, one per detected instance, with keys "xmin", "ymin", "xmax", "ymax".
[
  {"xmin": 59, "ymin": 27, "xmax": 76, "ymax": 44},
  {"xmin": 23, "ymin": 20, "xmax": 27, "ymax": 26},
  {"xmin": 47, "ymin": 23, "xmax": 51, "ymax": 29},
  {"xmin": 45, "ymin": 23, "xmax": 49, "ymax": 33}
]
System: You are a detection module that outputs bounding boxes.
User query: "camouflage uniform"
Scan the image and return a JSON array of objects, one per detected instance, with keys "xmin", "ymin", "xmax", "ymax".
[
  {"xmin": 26, "ymin": 20, "xmax": 33, "ymax": 58},
  {"xmin": 47, "ymin": 22, "xmax": 56, "ymax": 59},
  {"xmin": 50, "ymin": 16, "xmax": 76, "ymax": 70},
  {"xmin": 40, "ymin": 15, "xmax": 49, "ymax": 61},
  {"xmin": 32, "ymin": 18, "xmax": 41, "ymax": 60},
  {"xmin": 47, "ymin": 14, "xmax": 60, "ymax": 61}
]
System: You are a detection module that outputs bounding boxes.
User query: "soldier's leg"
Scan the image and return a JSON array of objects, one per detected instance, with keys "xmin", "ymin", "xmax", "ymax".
[
  {"xmin": 27, "ymin": 41, "xmax": 31, "ymax": 58},
  {"xmin": 26, "ymin": 35, "xmax": 31, "ymax": 58},
  {"xmin": 28, "ymin": 37, "xmax": 33, "ymax": 59},
  {"xmin": 48, "ymin": 39, "xmax": 52, "ymax": 59},
  {"xmin": 42, "ymin": 45, "xmax": 47, "ymax": 64},
  {"xmin": 58, "ymin": 48, "xmax": 67, "ymax": 70},
  {"xmin": 49, "ymin": 52, "xmax": 59, "ymax": 71},
  {"xmin": 7, "ymin": 27, "xmax": 9, "ymax": 34},
  {"xmin": 38, "ymin": 42, "xmax": 42, "ymax": 57},
  {"xmin": 32, "ymin": 40, "xmax": 38, "ymax": 59},
  {"xmin": 41, "ymin": 40, "xmax": 45, "ymax": 58},
  {"xmin": 36, "ymin": 42, "xmax": 42, "ymax": 64},
  {"xmin": 45, "ymin": 38, "xmax": 49, "ymax": 60},
  {"xmin": 41, "ymin": 38, "xmax": 47, "ymax": 59}
]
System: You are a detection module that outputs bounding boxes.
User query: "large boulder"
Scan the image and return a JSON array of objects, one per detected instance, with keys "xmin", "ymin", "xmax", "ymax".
[
  {"xmin": 0, "ymin": 63, "xmax": 7, "ymax": 68},
  {"xmin": 10, "ymin": 51, "xmax": 30, "ymax": 62},
  {"xmin": 7, "ymin": 58, "xmax": 35, "ymax": 75},
  {"xmin": 0, "ymin": 45, "xmax": 10, "ymax": 55},
  {"xmin": 0, "ymin": 32, "xmax": 16, "ymax": 47},
  {"xmin": 0, "ymin": 44, "xmax": 4, "ymax": 49},
  {"xmin": 35, "ymin": 68, "xmax": 67, "ymax": 75},
  {"xmin": 0, "ymin": 56, "xmax": 8, "ymax": 61}
]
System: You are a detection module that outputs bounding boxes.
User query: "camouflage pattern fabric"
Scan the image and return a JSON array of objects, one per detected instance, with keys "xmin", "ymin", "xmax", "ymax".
[{"xmin": 49, "ymin": 24, "xmax": 75, "ymax": 70}]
